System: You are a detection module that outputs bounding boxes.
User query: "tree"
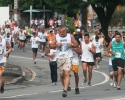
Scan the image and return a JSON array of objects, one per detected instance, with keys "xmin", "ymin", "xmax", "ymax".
[{"xmin": 88, "ymin": 0, "xmax": 125, "ymax": 43}]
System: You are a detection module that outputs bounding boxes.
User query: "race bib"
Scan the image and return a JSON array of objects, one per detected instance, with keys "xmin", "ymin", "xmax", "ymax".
[
  {"xmin": 85, "ymin": 57, "xmax": 90, "ymax": 62},
  {"xmin": 115, "ymin": 52, "xmax": 121, "ymax": 58},
  {"xmin": 59, "ymin": 52, "xmax": 68, "ymax": 58},
  {"xmin": 33, "ymin": 40, "xmax": 36, "ymax": 44}
]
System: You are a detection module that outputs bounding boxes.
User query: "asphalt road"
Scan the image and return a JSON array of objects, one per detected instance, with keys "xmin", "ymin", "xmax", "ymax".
[{"xmin": 0, "ymin": 44, "xmax": 125, "ymax": 100}]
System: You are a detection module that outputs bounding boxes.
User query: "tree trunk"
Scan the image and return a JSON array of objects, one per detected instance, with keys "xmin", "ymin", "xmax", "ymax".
[{"xmin": 91, "ymin": 3, "xmax": 118, "ymax": 43}]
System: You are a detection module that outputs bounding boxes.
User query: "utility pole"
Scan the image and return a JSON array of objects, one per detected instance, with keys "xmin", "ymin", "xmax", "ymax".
[
  {"xmin": 30, "ymin": 5, "xmax": 32, "ymax": 27},
  {"xmin": 14, "ymin": 0, "xmax": 18, "ymax": 22}
]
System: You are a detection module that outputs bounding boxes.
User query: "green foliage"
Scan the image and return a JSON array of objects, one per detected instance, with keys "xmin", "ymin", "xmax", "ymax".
[
  {"xmin": 110, "ymin": 7, "xmax": 125, "ymax": 26},
  {"xmin": 64, "ymin": 17, "xmax": 75, "ymax": 33}
]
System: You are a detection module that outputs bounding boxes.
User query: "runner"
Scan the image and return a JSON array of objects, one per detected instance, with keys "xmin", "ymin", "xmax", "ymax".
[
  {"xmin": 0, "ymin": 35, "xmax": 12, "ymax": 93},
  {"xmin": 30, "ymin": 32, "xmax": 40, "ymax": 64},
  {"xmin": 45, "ymin": 46, "xmax": 58, "ymax": 85},
  {"xmin": 5, "ymin": 33, "xmax": 12, "ymax": 59},
  {"xmin": 14, "ymin": 24, "xmax": 19, "ymax": 44},
  {"xmin": 81, "ymin": 34, "xmax": 96, "ymax": 86},
  {"xmin": 105, "ymin": 51, "xmax": 114, "ymax": 86},
  {"xmin": 93, "ymin": 36, "xmax": 102, "ymax": 69},
  {"xmin": 98, "ymin": 33, "xmax": 105, "ymax": 62},
  {"xmin": 26, "ymin": 26, "xmax": 31, "ymax": 45},
  {"xmin": 50, "ymin": 26, "xmax": 78, "ymax": 97},
  {"xmin": 38, "ymin": 28, "xmax": 47, "ymax": 58},
  {"xmin": 18, "ymin": 28, "xmax": 26, "ymax": 51},
  {"xmin": 71, "ymin": 43, "xmax": 81, "ymax": 94},
  {"xmin": 107, "ymin": 32, "xmax": 124, "ymax": 90}
]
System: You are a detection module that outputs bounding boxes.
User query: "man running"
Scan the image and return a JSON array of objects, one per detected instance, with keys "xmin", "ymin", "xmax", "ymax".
[
  {"xmin": 30, "ymin": 32, "xmax": 40, "ymax": 64},
  {"xmin": 0, "ymin": 35, "xmax": 12, "ymax": 93},
  {"xmin": 107, "ymin": 32, "xmax": 124, "ymax": 90},
  {"xmin": 38, "ymin": 28, "xmax": 47, "ymax": 58},
  {"xmin": 50, "ymin": 26, "xmax": 78, "ymax": 97},
  {"xmin": 93, "ymin": 36, "xmax": 102, "ymax": 69},
  {"xmin": 81, "ymin": 34, "xmax": 96, "ymax": 86}
]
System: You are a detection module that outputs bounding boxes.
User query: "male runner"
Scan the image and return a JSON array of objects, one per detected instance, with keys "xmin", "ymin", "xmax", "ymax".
[
  {"xmin": 107, "ymin": 32, "xmax": 124, "ymax": 90},
  {"xmin": 50, "ymin": 26, "xmax": 78, "ymax": 97},
  {"xmin": 81, "ymin": 34, "xmax": 96, "ymax": 86}
]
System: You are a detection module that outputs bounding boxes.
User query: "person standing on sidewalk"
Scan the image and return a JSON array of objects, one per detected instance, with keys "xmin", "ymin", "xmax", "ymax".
[
  {"xmin": 45, "ymin": 46, "xmax": 58, "ymax": 85},
  {"xmin": 0, "ymin": 36, "xmax": 12, "ymax": 93},
  {"xmin": 50, "ymin": 26, "xmax": 78, "ymax": 97},
  {"xmin": 107, "ymin": 32, "xmax": 125, "ymax": 90}
]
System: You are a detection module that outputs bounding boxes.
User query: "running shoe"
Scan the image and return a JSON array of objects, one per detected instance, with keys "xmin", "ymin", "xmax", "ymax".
[
  {"xmin": 117, "ymin": 85, "xmax": 121, "ymax": 90},
  {"xmin": 110, "ymin": 79, "xmax": 113, "ymax": 86},
  {"xmin": 88, "ymin": 82, "xmax": 91, "ymax": 86},
  {"xmin": 97, "ymin": 65, "xmax": 100, "ymax": 69},
  {"xmin": 114, "ymin": 81, "xmax": 117, "ymax": 88},
  {"xmin": 67, "ymin": 86, "xmax": 71, "ymax": 91},
  {"xmin": 75, "ymin": 88, "xmax": 80, "ymax": 94},
  {"xmin": 81, "ymin": 79, "xmax": 87, "ymax": 86},
  {"xmin": 62, "ymin": 90, "xmax": 67, "ymax": 97},
  {"xmin": 0, "ymin": 82, "xmax": 4, "ymax": 93}
]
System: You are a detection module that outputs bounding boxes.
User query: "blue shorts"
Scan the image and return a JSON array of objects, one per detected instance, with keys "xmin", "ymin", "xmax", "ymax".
[{"xmin": 109, "ymin": 65, "xmax": 113, "ymax": 72}]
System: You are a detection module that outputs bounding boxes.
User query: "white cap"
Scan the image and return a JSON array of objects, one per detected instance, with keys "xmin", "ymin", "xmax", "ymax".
[{"xmin": 77, "ymin": 29, "xmax": 80, "ymax": 32}]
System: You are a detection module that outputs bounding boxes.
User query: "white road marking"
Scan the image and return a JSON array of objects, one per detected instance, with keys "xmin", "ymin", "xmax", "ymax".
[
  {"xmin": 3, "ymin": 55, "xmax": 110, "ymax": 98},
  {"xmin": 10, "ymin": 55, "xmax": 48, "ymax": 62},
  {"xmin": 0, "ymin": 93, "xmax": 38, "ymax": 99},
  {"xmin": 50, "ymin": 70, "xmax": 109, "ymax": 93},
  {"xmin": 113, "ymin": 98, "xmax": 125, "ymax": 100}
]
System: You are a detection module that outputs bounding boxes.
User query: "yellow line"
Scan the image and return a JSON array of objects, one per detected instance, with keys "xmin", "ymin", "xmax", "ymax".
[{"xmin": 23, "ymin": 67, "xmax": 36, "ymax": 82}]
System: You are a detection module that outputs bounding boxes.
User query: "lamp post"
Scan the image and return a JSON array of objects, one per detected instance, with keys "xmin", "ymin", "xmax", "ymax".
[{"xmin": 120, "ymin": 18, "xmax": 123, "ymax": 26}]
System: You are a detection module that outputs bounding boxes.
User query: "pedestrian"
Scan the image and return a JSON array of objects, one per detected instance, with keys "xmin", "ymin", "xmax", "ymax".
[
  {"xmin": 81, "ymin": 34, "xmax": 96, "ymax": 86},
  {"xmin": 93, "ymin": 36, "xmax": 102, "ymax": 69},
  {"xmin": 107, "ymin": 32, "xmax": 125, "ymax": 90},
  {"xmin": 105, "ymin": 51, "xmax": 114, "ymax": 86},
  {"xmin": 45, "ymin": 46, "xmax": 58, "ymax": 85},
  {"xmin": 0, "ymin": 36, "xmax": 12, "ymax": 93},
  {"xmin": 50, "ymin": 26, "xmax": 78, "ymax": 97},
  {"xmin": 30, "ymin": 32, "xmax": 40, "ymax": 64}
]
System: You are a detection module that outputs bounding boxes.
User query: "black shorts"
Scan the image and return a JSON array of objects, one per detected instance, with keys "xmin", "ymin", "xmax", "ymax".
[
  {"xmin": 32, "ymin": 48, "xmax": 38, "ymax": 53},
  {"xmin": 94, "ymin": 53, "xmax": 101, "ymax": 60},
  {"xmin": 20, "ymin": 40, "xmax": 25, "ymax": 43},
  {"xmin": 82, "ymin": 61, "xmax": 95, "ymax": 66},
  {"xmin": 112, "ymin": 58, "xmax": 124, "ymax": 71},
  {"xmin": 26, "ymin": 36, "xmax": 31, "ymax": 39},
  {"xmin": 40, "ymin": 42, "xmax": 46, "ymax": 47}
]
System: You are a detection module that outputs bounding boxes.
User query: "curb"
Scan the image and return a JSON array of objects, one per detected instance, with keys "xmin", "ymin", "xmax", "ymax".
[{"xmin": 5, "ymin": 67, "xmax": 26, "ymax": 85}]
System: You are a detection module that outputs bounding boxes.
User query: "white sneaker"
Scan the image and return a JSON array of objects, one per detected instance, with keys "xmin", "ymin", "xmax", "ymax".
[
  {"xmin": 114, "ymin": 81, "xmax": 117, "ymax": 88},
  {"xmin": 110, "ymin": 79, "xmax": 113, "ymax": 86},
  {"xmin": 97, "ymin": 65, "xmax": 100, "ymax": 69},
  {"xmin": 52, "ymin": 83, "xmax": 55, "ymax": 86},
  {"xmin": 94, "ymin": 67, "xmax": 97, "ymax": 70}
]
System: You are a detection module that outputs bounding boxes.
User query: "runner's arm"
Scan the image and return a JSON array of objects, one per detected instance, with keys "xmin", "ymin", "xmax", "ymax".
[
  {"xmin": 91, "ymin": 44, "xmax": 96, "ymax": 54},
  {"xmin": 3, "ymin": 40, "xmax": 12, "ymax": 57},
  {"xmin": 107, "ymin": 42, "xmax": 115, "ymax": 55},
  {"xmin": 71, "ymin": 35, "xmax": 78, "ymax": 48},
  {"xmin": 45, "ymin": 49, "xmax": 51, "ymax": 57}
]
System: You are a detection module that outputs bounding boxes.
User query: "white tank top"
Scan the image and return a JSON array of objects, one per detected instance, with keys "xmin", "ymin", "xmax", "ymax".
[
  {"xmin": 5, "ymin": 36, "xmax": 11, "ymax": 46},
  {"xmin": 81, "ymin": 42, "xmax": 94, "ymax": 62},
  {"xmin": 72, "ymin": 51, "xmax": 79, "ymax": 65},
  {"xmin": 93, "ymin": 40, "xmax": 101, "ymax": 53},
  {"xmin": 56, "ymin": 33, "xmax": 73, "ymax": 58},
  {"xmin": 0, "ymin": 38, "xmax": 6, "ymax": 63},
  {"xmin": 19, "ymin": 31, "xmax": 25, "ymax": 40},
  {"xmin": 49, "ymin": 49, "xmax": 57, "ymax": 61}
]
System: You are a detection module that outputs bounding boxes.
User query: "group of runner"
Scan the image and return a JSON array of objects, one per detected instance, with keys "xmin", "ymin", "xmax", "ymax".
[{"xmin": 0, "ymin": 19, "xmax": 125, "ymax": 98}]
